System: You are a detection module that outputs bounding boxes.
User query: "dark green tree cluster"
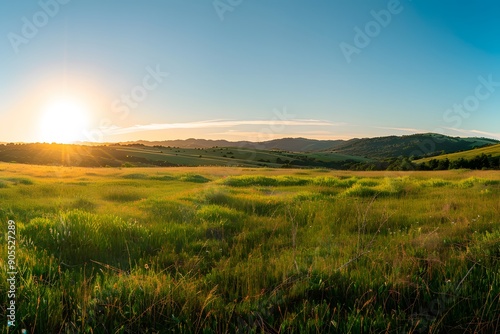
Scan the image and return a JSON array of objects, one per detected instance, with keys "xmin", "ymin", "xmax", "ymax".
[
  {"xmin": 345, "ymin": 154, "xmax": 499, "ymax": 171},
  {"xmin": 418, "ymin": 154, "xmax": 499, "ymax": 171}
]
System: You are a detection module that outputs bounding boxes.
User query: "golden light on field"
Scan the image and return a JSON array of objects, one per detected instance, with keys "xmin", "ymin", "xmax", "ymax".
[{"xmin": 39, "ymin": 98, "xmax": 90, "ymax": 143}]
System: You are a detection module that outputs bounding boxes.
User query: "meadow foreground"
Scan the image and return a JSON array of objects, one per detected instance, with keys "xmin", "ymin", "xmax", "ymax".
[{"xmin": 1, "ymin": 163, "xmax": 499, "ymax": 333}]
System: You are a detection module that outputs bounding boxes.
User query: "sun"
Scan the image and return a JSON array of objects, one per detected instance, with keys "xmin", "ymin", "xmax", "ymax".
[{"xmin": 39, "ymin": 99, "xmax": 90, "ymax": 143}]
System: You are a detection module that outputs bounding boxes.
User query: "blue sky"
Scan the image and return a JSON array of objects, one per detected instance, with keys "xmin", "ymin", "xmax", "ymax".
[{"xmin": 0, "ymin": 0, "xmax": 499, "ymax": 143}]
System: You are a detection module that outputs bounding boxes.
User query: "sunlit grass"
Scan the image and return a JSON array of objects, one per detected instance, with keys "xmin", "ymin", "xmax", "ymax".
[{"xmin": 0, "ymin": 163, "xmax": 498, "ymax": 333}]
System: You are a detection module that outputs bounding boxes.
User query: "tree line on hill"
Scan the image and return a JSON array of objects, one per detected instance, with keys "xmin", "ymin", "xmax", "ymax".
[{"xmin": 345, "ymin": 153, "xmax": 500, "ymax": 171}]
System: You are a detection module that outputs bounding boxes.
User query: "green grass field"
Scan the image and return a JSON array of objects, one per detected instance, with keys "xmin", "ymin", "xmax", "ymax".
[{"xmin": 1, "ymin": 163, "xmax": 499, "ymax": 333}]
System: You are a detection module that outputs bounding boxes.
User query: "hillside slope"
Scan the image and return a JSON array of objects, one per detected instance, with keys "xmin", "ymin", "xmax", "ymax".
[
  {"xmin": 2, "ymin": 134, "xmax": 497, "ymax": 168},
  {"xmin": 118, "ymin": 134, "xmax": 498, "ymax": 157},
  {"xmin": 0, "ymin": 143, "xmax": 370, "ymax": 168},
  {"xmin": 330, "ymin": 133, "xmax": 498, "ymax": 159},
  {"xmin": 415, "ymin": 143, "xmax": 500, "ymax": 163},
  {"xmin": 122, "ymin": 137, "xmax": 344, "ymax": 152}
]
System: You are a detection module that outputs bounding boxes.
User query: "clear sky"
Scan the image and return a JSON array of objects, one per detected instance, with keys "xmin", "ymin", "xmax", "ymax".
[{"xmin": 1, "ymin": 0, "xmax": 499, "ymax": 143}]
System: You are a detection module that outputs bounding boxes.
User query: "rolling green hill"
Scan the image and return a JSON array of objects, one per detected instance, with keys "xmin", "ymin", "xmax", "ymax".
[
  {"xmin": 330, "ymin": 133, "xmax": 498, "ymax": 159},
  {"xmin": 121, "ymin": 137, "xmax": 344, "ymax": 152},
  {"xmin": 0, "ymin": 143, "xmax": 372, "ymax": 168},
  {"xmin": 120, "ymin": 134, "xmax": 498, "ymax": 157},
  {"xmin": 115, "ymin": 146, "xmax": 372, "ymax": 167},
  {"xmin": 415, "ymin": 143, "xmax": 500, "ymax": 163},
  {"xmin": 1, "ymin": 134, "xmax": 497, "ymax": 169}
]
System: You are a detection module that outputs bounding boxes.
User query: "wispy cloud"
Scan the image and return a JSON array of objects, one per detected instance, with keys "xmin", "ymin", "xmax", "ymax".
[
  {"xmin": 443, "ymin": 127, "xmax": 500, "ymax": 140},
  {"xmin": 371, "ymin": 126, "xmax": 428, "ymax": 133},
  {"xmin": 105, "ymin": 119, "xmax": 345, "ymax": 135}
]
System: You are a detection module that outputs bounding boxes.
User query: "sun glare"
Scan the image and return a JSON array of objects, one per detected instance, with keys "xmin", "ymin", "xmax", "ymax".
[{"xmin": 39, "ymin": 99, "xmax": 90, "ymax": 143}]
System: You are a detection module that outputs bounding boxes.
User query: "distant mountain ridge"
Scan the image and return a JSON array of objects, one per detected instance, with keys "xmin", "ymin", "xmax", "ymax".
[
  {"xmin": 118, "ymin": 133, "xmax": 498, "ymax": 158},
  {"xmin": 120, "ymin": 137, "xmax": 345, "ymax": 152}
]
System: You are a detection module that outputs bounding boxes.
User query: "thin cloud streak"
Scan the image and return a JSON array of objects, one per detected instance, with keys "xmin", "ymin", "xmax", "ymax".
[
  {"xmin": 371, "ymin": 126, "xmax": 428, "ymax": 133},
  {"xmin": 444, "ymin": 127, "xmax": 500, "ymax": 140},
  {"xmin": 105, "ymin": 119, "xmax": 345, "ymax": 135}
]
